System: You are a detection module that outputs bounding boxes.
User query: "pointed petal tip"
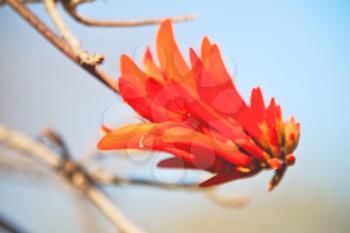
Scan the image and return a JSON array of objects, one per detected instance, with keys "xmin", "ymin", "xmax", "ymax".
[
  {"xmin": 100, "ymin": 125, "xmax": 112, "ymax": 136},
  {"xmin": 210, "ymin": 44, "xmax": 221, "ymax": 54},
  {"xmin": 144, "ymin": 47, "xmax": 152, "ymax": 59},
  {"xmin": 199, "ymin": 178, "xmax": 217, "ymax": 188},
  {"xmin": 189, "ymin": 47, "xmax": 199, "ymax": 65},
  {"xmin": 157, "ymin": 157, "xmax": 184, "ymax": 168},
  {"xmin": 158, "ymin": 18, "xmax": 173, "ymax": 38},
  {"xmin": 251, "ymin": 87, "xmax": 263, "ymax": 99},
  {"xmin": 120, "ymin": 54, "xmax": 129, "ymax": 63},
  {"xmin": 202, "ymin": 36, "xmax": 211, "ymax": 45},
  {"xmin": 96, "ymin": 137, "xmax": 109, "ymax": 150},
  {"xmin": 120, "ymin": 54, "xmax": 133, "ymax": 71},
  {"xmin": 189, "ymin": 47, "xmax": 196, "ymax": 55},
  {"xmin": 253, "ymin": 86, "xmax": 262, "ymax": 92},
  {"xmin": 270, "ymin": 97, "xmax": 276, "ymax": 106},
  {"xmin": 161, "ymin": 18, "xmax": 172, "ymax": 26}
]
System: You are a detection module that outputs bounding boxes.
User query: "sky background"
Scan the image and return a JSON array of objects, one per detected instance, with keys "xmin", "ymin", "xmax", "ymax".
[{"xmin": 1, "ymin": 0, "xmax": 350, "ymax": 232}]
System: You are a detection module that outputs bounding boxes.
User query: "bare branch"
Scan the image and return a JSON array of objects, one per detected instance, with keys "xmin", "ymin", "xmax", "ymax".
[
  {"xmin": 0, "ymin": 213, "xmax": 29, "ymax": 233},
  {"xmin": 62, "ymin": 0, "xmax": 196, "ymax": 27},
  {"xmin": 0, "ymin": 124, "xmax": 146, "ymax": 233},
  {"xmin": 43, "ymin": 0, "xmax": 104, "ymax": 65},
  {"xmin": 90, "ymin": 168, "xmax": 250, "ymax": 208},
  {"xmin": 0, "ymin": 0, "xmax": 42, "ymax": 5},
  {"xmin": 4, "ymin": 0, "xmax": 118, "ymax": 93},
  {"xmin": 0, "ymin": 149, "xmax": 54, "ymax": 184},
  {"xmin": 0, "ymin": 125, "xmax": 61, "ymax": 168},
  {"xmin": 91, "ymin": 170, "xmax": 201, "ymax": 191},
  {"xmin": 86, "ymin": 187, "xmax": 146, "ymax": 233},
  {"xmin": 41, "ymin": 127, "xmax": 71, "ymax": 160}
]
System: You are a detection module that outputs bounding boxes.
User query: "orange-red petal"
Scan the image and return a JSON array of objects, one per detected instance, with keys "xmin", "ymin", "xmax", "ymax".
[
  {"xmin": 156, "ymin": 19, "xmax": 195, "ymax": 88},
  {"xmin": 98, "ymin": 122, "xmax": 254, "ymax": 168}
]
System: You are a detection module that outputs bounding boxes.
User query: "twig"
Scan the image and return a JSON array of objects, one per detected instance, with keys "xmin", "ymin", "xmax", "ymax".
[
  {"xmin": 0, "ymin": 149, "xmax": 53, "ymax": 183},
  {"xmin": 86, "ymin": 187, "xmax": 145, "ymax": 233},
  {"xmin": 4, "ymin": 0, "xmax": 118, "ymax": 93},
  {"xmin": 62, "ymin": 0, "xmax": 196, "ymax": 27},
  {"xmin": 72, "ymin": 193, "xmax": 107, "ymax": 233},
  {"xmin": 0, "ymin": 124, "xmax": 146, "ymax": 233},
  {"xmin": 0, "ymin": 125, "xmax": 61, "ymax": 168},
  {"xmin": 0, "ymin": 0, "xmax": 42, "ymax": 5},
  {"xmin": 43, "ymin": 0, "xmax": 104, "ymax": 65},
  {"xmin": 91, "ymin": 170, "xmax": 201, "ymax": 190},
  {"xmin": 0, "ymin": 213, "xmax": 29, "ymax": 233},
  {"xmin": 91, "ymin": 169, "xmax": 250, "ymax": 208},
  {"xmin": 41, "ymin": 127, "xmax": 71, "ymax": 160}
]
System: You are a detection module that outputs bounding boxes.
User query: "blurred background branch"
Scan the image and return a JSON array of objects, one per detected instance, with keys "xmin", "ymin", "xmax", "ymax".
[
  {"xmin": 0, "ymin": 0, "xmax": 42, "ymax": 4},
  {"xmin": 0, "ymin": 124, "xmax": 146, "ymax": 233},
  {"xmin": 0, "ymin": 213, "xmax": 29, "ymax": 233}
]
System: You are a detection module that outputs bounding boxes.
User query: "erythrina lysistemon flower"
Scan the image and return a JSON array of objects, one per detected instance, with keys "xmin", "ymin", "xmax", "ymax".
[{"xmin": 98, "ymin": 19, "xmax": 300, "ymax": 191}]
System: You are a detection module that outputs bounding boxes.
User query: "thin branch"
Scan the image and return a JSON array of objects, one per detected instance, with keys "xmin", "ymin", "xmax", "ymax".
[
  {"xmin": 90, "ymin": 169, "xmax": 250, "ymax": 208},
  {"xmin": 62, "ymin": 0, "xmax": 196, "ymax": 27},
  {"xmin": 41, "ymin": 127, "xmax": 71, "ymax": 160},
  {"xmin": 91, "ymin": 170, "xmax": 201, "ymax": 191},
  {"xmin": 4, "ymin": 0, "xmax": 118, "ymax": 93},
  {"xmin": 86, "ymin": 187, "xmax": 146, "ymax": 233},
  {"xmin": 0, "ymin": 0, "xmax": 42, "ymax": 5},
  {"xmin": 0, "ymin": 213, "xmax": 29, "ymax": 233},
  {"xmin": 43, "ymin": 0, "xmax": 104, "ymax": 65},
  {"xmin": 0, "ymin": 149, "xmax": 53, "ymax": 183},
  {"xmin": 0, "ymin": 125, "xmax": 61, "ymax": 168},
  {"xmin": 0, "ymin": 124, "xmax": 146, "ymax": 233},
  {"xmin": 72, "ymin": 193, "xmax": 108, "ymax": 233}
]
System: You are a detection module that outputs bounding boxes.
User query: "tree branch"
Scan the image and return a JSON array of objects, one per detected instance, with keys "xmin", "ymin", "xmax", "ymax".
[
  {"xmin": 0, "ymin": 0, "xmax": 42, "ymax": 5},
  {"xmin": 43, "ymin": 0, "xmax": 104, "ymax": 65},
  {"xmin": 62, "ymin": 0, "xmax": 196, "ymax": 27},
  {"xmin": 91, "ymin": 170, "xmax": 201, "ymax": 191},
  {"xmin": 0, "ymin": 124, "xmax": 146, "ymax": 233},
  {"xmin": 40, "ymin": 127, "xmax": 72, "ymax": 160},
  {"xmin": 4, "ymin": 0, "xmax": 118, "ymax": 93},
  {"xmin": 0, "ymin": 213, "xmax": 29, "ymax": 233}
]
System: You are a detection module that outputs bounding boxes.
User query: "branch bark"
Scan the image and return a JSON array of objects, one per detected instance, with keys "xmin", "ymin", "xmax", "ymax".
[
  {"xmin": 0, "ymin": 214, "xmax": 29, "ymax": 233},
  {"xmin": 62, "ymin": 0, "xmax": 196, "ymax": 27},
  {"xmin": 43, "ymin": 0, "xmax": 104, "ymax": 65},
  {"xmin": 4, "ymin": 0, "xmax": 118, "ymax": 93},
  {"xmin": 0, "ymin": 124, "xmax": 146, "ymax": 233}
]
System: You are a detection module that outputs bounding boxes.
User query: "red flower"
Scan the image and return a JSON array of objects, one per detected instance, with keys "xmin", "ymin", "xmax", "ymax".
[{"xmin": 98, "ymin": 20, "xmax": 300, "ymax": 191}]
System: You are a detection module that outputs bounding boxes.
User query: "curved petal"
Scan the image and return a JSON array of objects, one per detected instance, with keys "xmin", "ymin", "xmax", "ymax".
[
  {"xmin": 120, "ymin": 54, "xmax": 147, "ymax": 90},
  {"xmin": 196, "ymin": 43, "xmax": 247, "ymax": 116},
  {"xmin": 98, "ymin": 122, "xmax": 254, "ymax": 168},
  {"xmin": 200, "ymin": 169, "xmax": 260, "ymax": 187},
  {"xmin": 201, "ymin": 37, "xmax": 212, "ymax": 62},
  {"xmin": 119, "ymin": 78, "xmax": 182, "ymax": 122},
  {"xmin": 119, "ymin": 55, "xmax": 184, "ymax": 122},
  {"xmin": 157, "ymin": 157, "xmax": 198, "ymax": 169},
  {"xmin": 156, "ymin": 19, "xmax": 195, "ymax": 88},
  {"xmin": 143, "ymin": 48, "xmax": 164, "ymax": 82}
]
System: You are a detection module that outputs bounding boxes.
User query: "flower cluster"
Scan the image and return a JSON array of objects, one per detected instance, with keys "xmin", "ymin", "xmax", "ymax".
[{"xmin": 98, "ymin": 20, "xmax": 300, "ymax": 191}]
